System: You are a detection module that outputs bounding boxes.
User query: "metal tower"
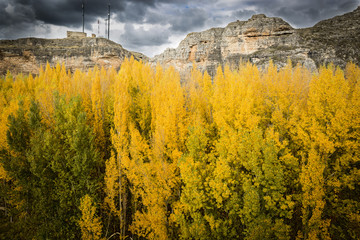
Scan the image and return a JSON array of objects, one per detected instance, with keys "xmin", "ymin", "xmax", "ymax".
[
  {"xmin": 107, "ymin": 1, "xmax": 110, "ymax": 39},
  {"xmin": 82, "ymin": 1, "xmax": 84, "ymax": 32}
]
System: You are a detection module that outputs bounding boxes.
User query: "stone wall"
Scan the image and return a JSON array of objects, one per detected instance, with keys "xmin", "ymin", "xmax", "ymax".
[{"xmin": 67, "ymin": 31, "xmax": 87, "ymax": 38}]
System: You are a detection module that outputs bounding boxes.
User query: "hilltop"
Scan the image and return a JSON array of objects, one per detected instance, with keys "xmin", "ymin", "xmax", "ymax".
[{"xmin": 0, "ymin": 34, "xmax": 147, "ymax": 75}]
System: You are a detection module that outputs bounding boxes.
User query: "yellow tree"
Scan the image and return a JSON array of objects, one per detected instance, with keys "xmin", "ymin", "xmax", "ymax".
[
  {"xmin": 260, "ymin": 61, "xmax": 311, "ymax": 237},
  {"xmin": 105, "ymin": 58, "xmax": 132, "ymax": 239},
  {"xmin": 91, "ymin": 69, "xmax": 106, "ymax": 157},
  {"xmin": 130, "ymin": 65, "xmax": 187, "ymax": 240},
  {"xmin": 298, "ymin": 65, "xmax": 352, "ymax": 239},
  {"xmin": 209, "ymin": 63, "xmax": 296, "ymax": 239},
  {"xmin": 0, "ymin": 72, "xmax": 17, "ymax": 181},
  {"xmin": 79, "ymin": 194, "xmax": 103, "ymax": 240},
  {"xmin": 320, "ymin": 63, "xmax": 360, "ymax": 239},
  {"xmin": 186, "ymin": 64, "xmax": 213, "ymax": 126},
  {"xmin": 209, "ymin": 64, "xmax": 259, "ymax": 238},
  {"xmin": 57, "ymin": 63, "xmax": 72, "ymax": 100},
  {"xmin": 174, "ymin": 65, "xmax": 217, "ymax": 239},
  {"xmin": 0, "ymin": 71, "xmax": 37, "ymax": 181},
  {"xmin": 32, "ymin": 63, "xmax": 58, "ymax": 126}
]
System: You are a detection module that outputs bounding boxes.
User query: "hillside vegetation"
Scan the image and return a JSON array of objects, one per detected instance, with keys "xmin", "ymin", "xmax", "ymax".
[{"xmin": 0, "ymin": 59, "xmax": 359, "ymax": 239}]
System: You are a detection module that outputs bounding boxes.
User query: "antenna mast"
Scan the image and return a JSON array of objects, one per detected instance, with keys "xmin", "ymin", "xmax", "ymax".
[
  {"xmin": 107, "ymin": 1, "xmax": 110, "ymax": 39},
  {"xmin": 105, "ymin": 19, "xmax": 108, "ymax": 37},
  {"xmin": 82, "ymin": 1, "xmax": 85, "ymax": 32}
]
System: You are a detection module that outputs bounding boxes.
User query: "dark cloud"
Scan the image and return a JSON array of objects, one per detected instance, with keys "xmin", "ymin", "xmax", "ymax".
[
  {"xmin": 0, "ymin": 1, "xmax": 35, "ymax": 26},
  {"xmin": 0, "ymin": 0, "xmax": 122, "ymax": 30},
  {"xmin": 3, "ymin": 0, "xmax": 158, "ymax": 28},
  {"xmin": 0, "ymin": 1, "xmax": 37, "ymax": 38},
  {"xmin": 0, "ymin": 0, "xmax": 192, "ymax": 33},
  {"xmin": 32, "ymin": 0, "xmax": 124, "ymax": 27}
]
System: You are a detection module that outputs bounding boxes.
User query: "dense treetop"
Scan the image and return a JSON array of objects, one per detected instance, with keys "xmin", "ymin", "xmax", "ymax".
[{"xmin": 0, "ymin": 59, "xmax": 359, "ymax": 239}]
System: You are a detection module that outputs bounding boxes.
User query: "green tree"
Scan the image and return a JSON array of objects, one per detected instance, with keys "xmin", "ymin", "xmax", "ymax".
[
  {"xmin": 1, "ymin": 96, "xmax": 103, "ymax": 239},
  {"xmin": 50, "ymin": 94, "xmax": 102, "ymax": 239},
  {"xmin": 176, "ymin": 124, "xmax": 218, "ymax": 239}
]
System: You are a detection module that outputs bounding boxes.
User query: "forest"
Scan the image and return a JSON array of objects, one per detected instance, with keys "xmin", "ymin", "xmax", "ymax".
[{"xmin": 0, "ymin": 58, "xmax": 359, "ymax": 239}]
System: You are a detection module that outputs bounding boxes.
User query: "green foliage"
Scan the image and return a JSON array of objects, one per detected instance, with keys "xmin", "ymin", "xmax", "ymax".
[{"xmin": 1, "ymin": 96, "xmax": 102, "ymax": 239}]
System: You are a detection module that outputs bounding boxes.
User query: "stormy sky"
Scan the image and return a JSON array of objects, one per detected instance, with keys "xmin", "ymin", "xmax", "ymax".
[{"xmin": 0, "ymin": 0, "xmax": 359, "ymax": 57}]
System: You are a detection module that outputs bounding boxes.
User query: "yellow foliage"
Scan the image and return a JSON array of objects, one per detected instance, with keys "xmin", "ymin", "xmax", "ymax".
[
  {"xmin": 1, "ymin": 60, "xmax": 360, "ymax": 240},
  {"xmin": 79, "ymin": 194, "xmax": 103, "ymax": 240},
  {"xmin": 0, "ymin": 163, "xmax": 10, "ymax": 180}
]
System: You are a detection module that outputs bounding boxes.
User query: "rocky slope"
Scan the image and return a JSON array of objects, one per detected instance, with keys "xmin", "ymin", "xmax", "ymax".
[
  {"xmin": 0, "ymin": 37, "xmax": 147, "ymax": 75},
  {"xmin": 151, "ymin": 6, "xmax": 360, "ymax": 76},
  {"xmin": 298, "ymin": 6, "xmax": 360, "ymax": 67}
]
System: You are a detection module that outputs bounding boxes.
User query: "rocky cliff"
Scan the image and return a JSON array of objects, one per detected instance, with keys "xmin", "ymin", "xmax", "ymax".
[
  {"xmin": 151, "ymin": 6, "xmax": 360, "ymax": 76},
  {"xmin": 0, "ymin": 37, "xmax": 147, "ymax": 75}
]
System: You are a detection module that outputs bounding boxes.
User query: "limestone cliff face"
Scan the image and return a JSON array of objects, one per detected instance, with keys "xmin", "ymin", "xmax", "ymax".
[
  {"xmin": 152, "ymin": 7, "xmax": 360, "ymax": 76},
  {"xmin": 0, "ymin": 37, "xmax": 147, "ymax": 75}
]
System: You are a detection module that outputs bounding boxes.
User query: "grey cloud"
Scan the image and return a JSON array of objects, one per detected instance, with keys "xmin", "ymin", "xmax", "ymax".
[
  {"xmin": 115, "ymin": 1, "xmax": 147, "ymax": 23},
  {"xmin": 0, "ymin": 1, "xmax": 35, "ymax": 26},
  {"xmin": 118, "ymin": 23, "xmax": 171, "ymax": 49},
  {"xmin": 143, "ymin": 10, "xmax": 165, "ymax": 24},
  {"xmin": 169, "ymin": 8, "xmax": 208, "ymax": 32},
  {"xmin": 231, "ymin": 9, "xmax": 257, "ymax": 20},
  {"xmin": 0, "ymin": 1, "xmax": 38, "ymax": 39},
  {"xmin": 118, "ymin": 6, "xmax": 208, "ymax": 33},
  {"xmin": 243, "ymin": 0, "xmax": 360, "ymax": 27}
]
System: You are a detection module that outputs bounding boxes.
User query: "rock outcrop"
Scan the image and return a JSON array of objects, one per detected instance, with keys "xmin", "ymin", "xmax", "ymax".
[
  {"xmin": 0, "ymin": 37, "xmax": 148, "ymax": 75},
  {"xmin": 152, "ymin": 6, "xmax": 360, "ymax": 76}
]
